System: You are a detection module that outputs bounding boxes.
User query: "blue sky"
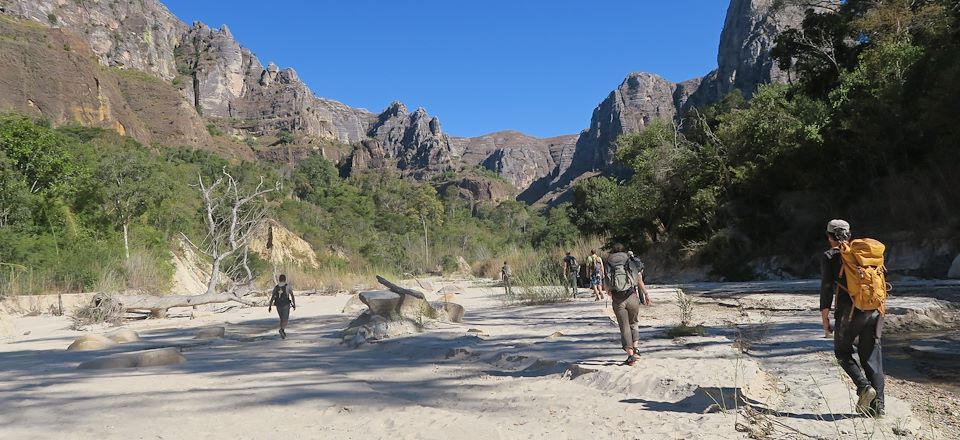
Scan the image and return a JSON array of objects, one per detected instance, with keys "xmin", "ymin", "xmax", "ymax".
[{"xmin": 163, "ymin": 1, "xmax": 730, "ymax": 138}]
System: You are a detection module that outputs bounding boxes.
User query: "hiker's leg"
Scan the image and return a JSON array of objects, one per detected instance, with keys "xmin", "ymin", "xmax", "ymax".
[
  {"xmin": 612, "ymin": 296, "xmax": 632, "ymax": 352},
  {"xmin": 278, "ymin": 305, "xmax": 290, "ymax": 330},
  {"xmin": 858, "ymin": 312, "xmax": 885, "ymax": 409},
  {"xmin": 834, "ymin": 312, "xmax": 871, "ymax": 391},
  {"xmin": 625, "ymin": 293, "xmax": 641, "ymax": 350}
]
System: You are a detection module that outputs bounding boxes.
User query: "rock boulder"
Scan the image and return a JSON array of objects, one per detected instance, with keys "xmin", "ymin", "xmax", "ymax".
[
  {"xmin": 105, "ymin": 329, "xmax": 140, "ymax": 344},
  {"xmin": 358, "ymin": 290, "xmax": 402, "ymax": 317},
  {"xmin": 432, "ymin": 301, "xmax": 465, "ymax": 323},
  {"xmin": 67, "ymin": 334, "xmax": 117, "ymax": 351},
  {"xmin": 341, "ymin": 294, "xmax": 367, "ymax": 315},
  {"xmin": 78, "ymin": 347, "xmax": 186, "ymax": 369}
]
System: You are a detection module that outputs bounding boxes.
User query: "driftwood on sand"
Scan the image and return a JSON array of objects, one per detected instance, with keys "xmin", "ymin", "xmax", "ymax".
[{"xmin": 376, "ymin": 275, "xmax": 426, "ymax": 299}]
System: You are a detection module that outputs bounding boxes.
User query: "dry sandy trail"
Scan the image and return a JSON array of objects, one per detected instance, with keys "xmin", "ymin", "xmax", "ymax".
[{"xmin": 1, "ymin": 280, "xmax": 955, "ymax": 439}]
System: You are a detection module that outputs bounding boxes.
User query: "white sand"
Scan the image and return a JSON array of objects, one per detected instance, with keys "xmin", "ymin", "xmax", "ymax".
[{"xmin": 0, "ymin": 282, "xmax": 944, "ymax": 439}]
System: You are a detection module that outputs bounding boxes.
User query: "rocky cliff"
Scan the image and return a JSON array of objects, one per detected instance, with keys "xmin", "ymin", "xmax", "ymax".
[
  {"xmin": 176, "ymin": 23, "xmax": 374, "ymax": 144},
  {"xmin": 1, "ymin": 0, "xmax": 187, "ymax": 80},
  {"xmin": 450, "ymin": 131, "xmax": 578, "ymax": 195},
  {"xmin": 0, "ymin": 0, "xmax": 814, "ymax": 203},
  {"xmin": 684, "ymin": 0, "xmax": 807, "ymax": 108},
  {"xmin": 552, "ymin": 0, "xmax": 811, "ymax": 189},
  {"xmin": 0, "ymin": 14, "xmax": 213, "ymax": 148}
]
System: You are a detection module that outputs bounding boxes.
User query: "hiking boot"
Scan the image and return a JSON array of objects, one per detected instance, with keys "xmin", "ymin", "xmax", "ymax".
[
  {"xmin": 624, "ymin": 354, "xmax": 638, "ymax": 366},
  {"xmin": 868, "ymin": 400, "xmax": 885, "ymax": 418},
  {"xmin": 856, "ymin": 385, "xmax": 877, "ymax": 414}
]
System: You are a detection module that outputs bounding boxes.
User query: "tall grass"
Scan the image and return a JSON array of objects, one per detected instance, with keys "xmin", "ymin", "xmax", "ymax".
[
  {"xmin": 473, "ymin": 236, "xmax": 606, "ymax": 305},
  {"xmin": 261, "ymin": 261, "xmax": 399, "ymax": 294},
  {"xmin": 473, "ymin": 235, "xmax": 606, "ymax": 279}
]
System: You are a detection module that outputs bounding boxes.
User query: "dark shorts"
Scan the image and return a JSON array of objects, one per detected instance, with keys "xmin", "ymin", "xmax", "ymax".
[
  {"xmin": 276, "ymin": 304, "xmax": 290, "ymax": 321},
  {"xmin": 590, "ymin": 274, "xmax": 602, "ymax": 287}
]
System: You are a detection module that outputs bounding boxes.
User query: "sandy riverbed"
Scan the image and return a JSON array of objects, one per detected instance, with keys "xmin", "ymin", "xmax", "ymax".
[{"xmin": 1, "ymin": 280, "xmax": 957, "ymax": 439}]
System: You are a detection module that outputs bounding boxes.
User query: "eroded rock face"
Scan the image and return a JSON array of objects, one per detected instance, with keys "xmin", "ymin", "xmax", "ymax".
[
  {"xmin": 450, "ymin": 131, "xmax": 579, "ymax": 193},
  {"xmin": 573, "ymin": 72, "xmax": 681, "ymax": 171},
  {"xmin": 176, "ymin": 23, "xmax": 374, "ymax": 144},
  {"xmin": 553, "ymin": 0, "xmax": 811, "ymax": 192},
  {"xmin": 685, "ymin": 0, "xmax": 808, "ymax": 108},
  {"xmin": 367, "ymin": 102, "xmax": 455, "ymax": 175},
  {"xmin": 5, "ymin": 0, "xmax": 187, "ymax": 80}
]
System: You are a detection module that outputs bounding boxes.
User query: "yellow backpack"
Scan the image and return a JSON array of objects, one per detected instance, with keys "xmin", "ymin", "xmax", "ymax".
[{"xmin": 838, "ymin": 238, "xmax": 889, "ymax": 315}]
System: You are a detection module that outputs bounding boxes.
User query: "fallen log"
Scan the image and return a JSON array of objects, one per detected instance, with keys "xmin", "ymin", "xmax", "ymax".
[
  {"xmin": 110, "ymin": 292, "xmax": 256, "ymax": 318},
  {"xmin": 376, "ymin": 276, "xmax": 426, "ymax": 299}
]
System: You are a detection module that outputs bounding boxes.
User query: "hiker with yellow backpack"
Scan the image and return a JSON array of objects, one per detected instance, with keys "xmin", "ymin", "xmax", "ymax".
[{"xmin": 819, "ymin": 219, "xmax": 888, "ymax": 418}]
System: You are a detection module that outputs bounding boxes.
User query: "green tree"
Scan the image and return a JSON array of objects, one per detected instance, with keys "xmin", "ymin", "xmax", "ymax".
[{"xmin": 97, "ymin": 150, "xmax": 172, "ymax": 260}]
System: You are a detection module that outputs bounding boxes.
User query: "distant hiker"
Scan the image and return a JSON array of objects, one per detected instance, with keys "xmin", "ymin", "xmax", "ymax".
[
  {"xmin": 627, "ymin": 251, "xmax": 652, "ymax": 305},
  {"xmin": 820, "ymin": 219, "xmax": 887, "ymax": 417},
  {"xmin": 501, "ymin": 261, "xmax": 513, "ymax": 296},
  {"xmin": 587, "ymin": 250, "xmax": 605, "ymax": 301},
  {"xmin": 268, "ymin": 274, "xmax": 296, "ymax": 339},
  {"xmin": 562, "ymin": 251, "xmax": 578, "ymax": 295},
  {"xmin": 605, "ymin": 244, "xmax": 645, "ymax": 366}
]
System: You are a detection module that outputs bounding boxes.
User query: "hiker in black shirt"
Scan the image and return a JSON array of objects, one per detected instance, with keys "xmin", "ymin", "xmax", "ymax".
[
  {"xmin": 268, "ymin": 274, "xmax": 296, "ymax": 339},
  {"xmin": 562, "ymin": 252, "xmax": 578, "ymax": 295},
  {"xmin": 819, "ymin": 219, "xmax": 885, "ymax": 417}
]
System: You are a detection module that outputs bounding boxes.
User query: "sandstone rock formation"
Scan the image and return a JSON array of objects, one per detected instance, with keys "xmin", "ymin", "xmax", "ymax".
[
  {"xmin": 343, "ymin": 277, "xmax": 463, "ymax": 346},
  {"xmin": 358, "ymin": 290, "xmax": 403, "ymax": 317},
  {"xmin": 248, "ymin": 220, "xmax": 320, "ymax": 269},
  {"xmin": 78, "ymin": 347, "xmax": 186, "ymax": 369}
]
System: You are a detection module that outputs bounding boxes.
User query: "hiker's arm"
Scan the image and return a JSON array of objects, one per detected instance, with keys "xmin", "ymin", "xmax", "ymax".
[
  {"xmin": 290, "ymin": 287, "xmax": 296, "ymax": 309},
  {"xmin": 818, "ymin": 254, "xmax": 834, "ymax": 334},
  {"xmin": 267, "ymin": 294, "xmax": 273, "ymax": 311},
  {"xmin": 818, "ymin": 254, "xmax": 834, "ymax": 313},
  {"xmin": 637, "ymin": 270, "xmax": 651, "ymax": 305}
]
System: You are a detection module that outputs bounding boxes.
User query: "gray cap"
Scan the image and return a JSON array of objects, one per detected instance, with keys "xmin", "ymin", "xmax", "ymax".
[
  {"xmin": 826, "ymin": 219, "xmax": 850, "ymax": 234},
  {"xmin": 627, "ymin": 251, "xmax": 634, "ymax": 257}
]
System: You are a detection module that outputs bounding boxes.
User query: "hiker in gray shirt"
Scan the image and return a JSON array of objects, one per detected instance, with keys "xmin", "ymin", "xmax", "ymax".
[{"xmin": 605, "ymin": 243, "xmax": 648, "ymax": 366}]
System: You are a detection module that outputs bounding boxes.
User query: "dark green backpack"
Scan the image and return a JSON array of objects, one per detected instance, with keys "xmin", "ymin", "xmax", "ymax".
[{"xmin": 273, "ymin": 284, "xmax": 291, "ymax": 305}]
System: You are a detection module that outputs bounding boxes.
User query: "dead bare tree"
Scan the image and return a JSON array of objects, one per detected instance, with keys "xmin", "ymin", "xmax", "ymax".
[
  {"xmin": 89, "ymin": 169, "xmax": 279, "ymax": 317},
  {"xmin": 181, "ymin": 168, "xmax": 278, "ymax": 297}
]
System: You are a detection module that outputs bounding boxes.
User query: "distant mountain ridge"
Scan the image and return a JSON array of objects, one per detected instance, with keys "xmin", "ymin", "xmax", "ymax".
[{"xmin": 0, "ymin": 0, "xmax": 813, "ymax": 204}]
